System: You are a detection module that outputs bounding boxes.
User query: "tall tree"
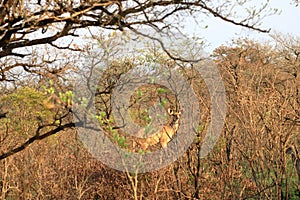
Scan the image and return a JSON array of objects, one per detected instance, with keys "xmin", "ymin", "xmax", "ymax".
[{"xmin": 0, "ymin": 0, "xmax": 287, "ymax": 160}]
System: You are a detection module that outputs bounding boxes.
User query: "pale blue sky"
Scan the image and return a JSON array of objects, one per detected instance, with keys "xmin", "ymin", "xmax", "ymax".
[
  {"xmin": 74, "ymin": 2, "xmax": 299, "ymax": 54},
  {"xmin": 191, "ymin": 1, "xmax": 300, "ymax": 52}
]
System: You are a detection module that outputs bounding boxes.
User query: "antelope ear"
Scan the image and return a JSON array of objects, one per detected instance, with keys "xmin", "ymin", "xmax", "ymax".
[{"xmin": 167, "ymin": 108, "xmax": 173, "ymax": 115}]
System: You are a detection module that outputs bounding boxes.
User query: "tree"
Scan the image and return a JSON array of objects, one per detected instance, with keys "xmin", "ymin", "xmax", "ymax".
[
  {"xmin": 212, "ymin": 38, "xmax": 300, "ymax": 199},
  {"xmin": 1, "ymin": 31, "xmax": 300, "ymax": 198},
  {"xmin": 0, "ymin": 0, "xmax": 277, "ymax": 62},
  {"xmin": 0, "ymin": 0, "xmax": 284, "ymax": 160},
  {"xmin": 2, "ymin": 1, "xmax": 300, "ymax": 199}
]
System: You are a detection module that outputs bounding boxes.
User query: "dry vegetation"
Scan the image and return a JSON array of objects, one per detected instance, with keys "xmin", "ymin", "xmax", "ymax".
[
  {"xmin": 1, "ymin": 0, "xmax": 300, "ymax": 199},
  {"xmin": 0, "ymin": 36, "xmax": 300, "ymax": 199}
]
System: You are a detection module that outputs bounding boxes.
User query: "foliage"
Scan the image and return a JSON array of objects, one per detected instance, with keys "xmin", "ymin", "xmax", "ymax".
[
  {"xmin": 0, "ymin": 0, "xmax": 300, "ymax": 199},
  {"xmin": 0, "ymin": 87, "xmax": 52, "ymax": 135}
]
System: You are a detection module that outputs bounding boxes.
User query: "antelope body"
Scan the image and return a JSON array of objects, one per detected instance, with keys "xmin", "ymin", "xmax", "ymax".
[{"xmin": 137, "ymin": 108, "xmax": 181, "ymax": 150}]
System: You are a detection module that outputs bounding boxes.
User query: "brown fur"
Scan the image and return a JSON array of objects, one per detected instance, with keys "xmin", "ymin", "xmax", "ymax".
[{"xmin": 137, "ymin": 108, "xmax": 181, "ymax": 150}]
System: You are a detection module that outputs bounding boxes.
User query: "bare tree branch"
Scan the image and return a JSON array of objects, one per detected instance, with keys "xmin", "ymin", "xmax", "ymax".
[
  {"xmin": 0, "ymin": 0, "xmax": 274, "ymax": 60},
  {"xmin": 0, "ymin": 122, "xmax": 78, "ymax": 160}
]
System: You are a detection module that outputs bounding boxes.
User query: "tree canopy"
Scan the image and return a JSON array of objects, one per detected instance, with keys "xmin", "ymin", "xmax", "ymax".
[
  {"xmin": 1, "ymin": 1, "xmax": 300, "ymax": 199},
  {"xmin": 0, "ymin": 0, "xmax": 278, "ymax": 59}
]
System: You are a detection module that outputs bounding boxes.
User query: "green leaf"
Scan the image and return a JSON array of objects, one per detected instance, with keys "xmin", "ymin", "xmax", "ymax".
[{"xmin": 157, "ymin": 87, "xmax": 167, "ymax": 94}]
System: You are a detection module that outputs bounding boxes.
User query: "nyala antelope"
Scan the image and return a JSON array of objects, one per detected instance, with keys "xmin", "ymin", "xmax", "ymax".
[{"xmin": 137, "ymin": 108, "xmax": 181, "ymax": 150}]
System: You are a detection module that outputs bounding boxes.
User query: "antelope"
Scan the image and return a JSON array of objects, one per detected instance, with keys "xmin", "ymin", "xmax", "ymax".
[
  {"xmin": 137, "ymin": 108, "xmax": 181, "ymax": 150},
  {"xmin": 43, "ymin": 93, "xmax": 62, "ymax": 110}
]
